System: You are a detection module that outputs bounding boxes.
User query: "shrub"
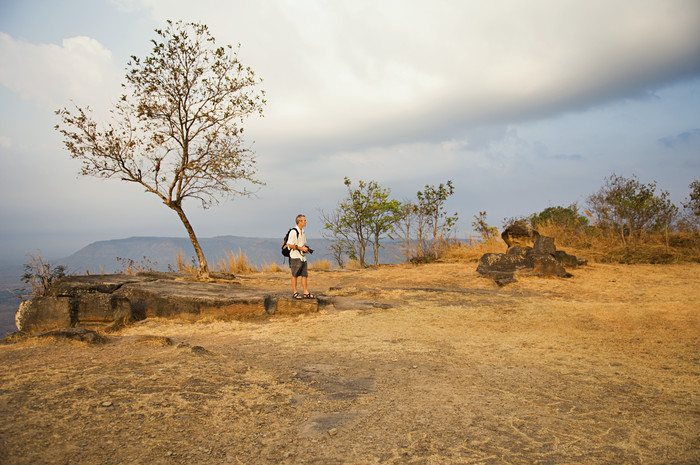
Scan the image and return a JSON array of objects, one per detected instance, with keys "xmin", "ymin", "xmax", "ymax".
[
  {"xmin": 116, "ymin": 256, "xmax": 157, "ymax": 275},
  {"xmin": 19, "ymin": 252, "xmax": 67, "ymax": 298}
]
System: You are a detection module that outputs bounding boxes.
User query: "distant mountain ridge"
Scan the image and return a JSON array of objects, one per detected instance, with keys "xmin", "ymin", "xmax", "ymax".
[
  {"xmin": 57, "ymin": 236, "xmax": 319, "ymax": 273},
  {"xmin": 57, "ymin": 235, "xmax": 403, "ymax": 274}
]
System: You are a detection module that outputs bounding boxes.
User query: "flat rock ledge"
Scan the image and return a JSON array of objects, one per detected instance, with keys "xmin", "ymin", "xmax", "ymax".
[{"xmin": 15, "ymin": 272, "xmax": 320, "ymax": 335}]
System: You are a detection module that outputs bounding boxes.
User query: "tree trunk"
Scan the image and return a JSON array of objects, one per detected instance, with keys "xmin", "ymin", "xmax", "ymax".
[
  {"xmin": 357, "ymin": 231, "xmax": 366, "ymax": 267},
  {"xmin": 618, "ymin": 218, "xmax": 627, "ymax": 246},
  {"xmin": 373, "ymin": 234, "xmax": 380, "ymax": 265},
  {"xmin": 171, "ymin": 204, "xmax": 209, "ymax": 278},
  {"xmin": 433, "ymin": 220, "xmax": 439, "ymax": 259}
]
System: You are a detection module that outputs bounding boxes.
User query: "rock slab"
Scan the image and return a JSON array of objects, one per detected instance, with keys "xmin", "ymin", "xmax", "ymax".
[{"xmin": 15, "ymin": 273, "xmax": 319, "ymax": 335}]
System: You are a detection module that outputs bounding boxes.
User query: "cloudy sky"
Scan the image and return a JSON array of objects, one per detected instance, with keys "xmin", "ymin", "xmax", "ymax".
[{"xmin": 1, "ymin": 0, "xmax": 699, "ymax": 262}]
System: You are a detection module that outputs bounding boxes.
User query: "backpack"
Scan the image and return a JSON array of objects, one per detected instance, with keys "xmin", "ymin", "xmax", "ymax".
[{"xmin": 281, "ymin": 227, "xmax": 299, "ymax": 259}]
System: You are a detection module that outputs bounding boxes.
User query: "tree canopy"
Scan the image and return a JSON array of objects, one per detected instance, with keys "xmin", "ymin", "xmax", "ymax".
[
  {"xmin": 586, "ymin": 174, "xmax": 676, "ymax": 245},
  {"xmin": 321, "ymin": 178, "xmax": 401, "ymax": 267}
]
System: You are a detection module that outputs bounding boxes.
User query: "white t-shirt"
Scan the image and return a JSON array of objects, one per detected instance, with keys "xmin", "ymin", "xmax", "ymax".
[{"xmin": 287, "ymin": 226, "xmax": 307, "ymax": 262}]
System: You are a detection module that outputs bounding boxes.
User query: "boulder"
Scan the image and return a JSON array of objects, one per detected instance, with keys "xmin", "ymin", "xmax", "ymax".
[
  {"xmin": 15, "ymin": 297, "xmax": 73, "ymax": 334},
  {"xmin": 501, "ymin": 221, "xmax": 540, "ymax": 248},
  {"xmin": 505, "ymin": 246, "xmax": 529, "ymax": 260},
  {"xmin": 531, "ymin": 236, "xmax": 556, "ymax": 256},
  {"xmin": 476, "ymin": 253, "xmax": 526, "ymax": 278},
  {"xmin": 553, "ymin": 250, "xmax": 580, "ymax": 268},
  {"xmin": 529, "ymin": 254, "xmax": 572, "ymax": 278}
]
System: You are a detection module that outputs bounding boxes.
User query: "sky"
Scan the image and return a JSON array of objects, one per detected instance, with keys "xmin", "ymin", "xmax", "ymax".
[{"xmin": 1, "ymin": 0, "xmax": 699, "ymax": 262}]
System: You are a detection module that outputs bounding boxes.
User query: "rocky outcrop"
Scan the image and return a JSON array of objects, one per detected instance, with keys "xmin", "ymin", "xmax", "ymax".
[
  {"xmin": 15, "ymin": 272, "xmax": 320, "ymax": 335},
  {"xmin": 477, "ymin": 231, "xmax": 587, "ymax": 286}
]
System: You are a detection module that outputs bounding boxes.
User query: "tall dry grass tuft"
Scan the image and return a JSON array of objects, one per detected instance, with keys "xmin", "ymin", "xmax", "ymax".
[
  {"xmin": 260, "ymin": 262, "xmax": 286, "ymax": 273},
  {"xmin": 215, "ymin": 248, "xmax": 258, "ymax": 274},
  {"xmin": 442, "ymin": 236, "xmax": 508, "ymax": 262},
  {"xmin": 345, "ymin": 259, "xmax": 363, "ymax": 269},
  {"xmin": 174, "ymin": 250, "xmax": 198, "ymax": 274},
  {"xmin": 310, "ymin": 259, "xmax": 332, "ymax": 270}
]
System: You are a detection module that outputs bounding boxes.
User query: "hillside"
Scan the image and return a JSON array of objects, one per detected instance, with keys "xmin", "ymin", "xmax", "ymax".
[
  {"xmin": 57, "ymin": 235, "xmax": 325, "ymax": 273},
  {"xmin": 0, "ymin": 262, "xmax": 698, "ymax": 464}
]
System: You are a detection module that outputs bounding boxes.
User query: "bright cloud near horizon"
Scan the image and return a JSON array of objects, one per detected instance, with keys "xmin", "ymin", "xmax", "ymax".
[{"xmin": 1, "ymin": 0, "xmax": 699, "ymax": 262}]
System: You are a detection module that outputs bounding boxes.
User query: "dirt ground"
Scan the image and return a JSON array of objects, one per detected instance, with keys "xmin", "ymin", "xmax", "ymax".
[{"xmin": 0, "ymin": 262, "xmax": 698, "ymax": 464}]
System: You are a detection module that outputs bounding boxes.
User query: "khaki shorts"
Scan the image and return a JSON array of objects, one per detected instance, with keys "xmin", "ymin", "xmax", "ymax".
[{"xmin": 290, "ymin": 259, "xmax": 308, "ymax": 278}]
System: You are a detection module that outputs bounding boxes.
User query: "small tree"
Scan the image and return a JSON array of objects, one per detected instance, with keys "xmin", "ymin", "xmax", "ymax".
[
  {"xmin": 587, "ymin": 174, "xmax": 675, "ymax": 245},
  {"xmin": 682, "ymin": 179, "xmax": 700, "ymax": 220},
  {"xmin": 528, "ymin": 204, "xmax": 589, "ymax": 231},
  {"xmin": 472, "ymin": 211, "xmax": 499, "ymax": 241},
  {"xmin": 653, "ymin": 194, "xmax": 679, "ymax": 247},
  {"xmin": 322, "ymin": 178, "xmax": 400, "ymax": 267},
  {"xmin": 390, "ymin": 200, "xmax": 418, "ymax": 263},
  {"xmin": 319, "ymin": 207, "xmax": 352, "ymax": 268},
  {"xmin": 416, "ymin": 181, "xmax": 458, "ymax": 259},
  {"xmin": 55, "ymin": 21, "xmax": 266, "ymax": 277},
  {"xmin": 366, "ymin": 190, "xmax": 402, "ymax": 266}
]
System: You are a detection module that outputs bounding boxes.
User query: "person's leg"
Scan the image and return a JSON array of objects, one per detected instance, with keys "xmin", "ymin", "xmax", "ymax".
[
  {"xmin": 300, "ymin": 262, "xmax": 314, "ymax": 297},
  {"xmin": 290, "ymin": 259, "xmax": 301, "ymax": 296}
]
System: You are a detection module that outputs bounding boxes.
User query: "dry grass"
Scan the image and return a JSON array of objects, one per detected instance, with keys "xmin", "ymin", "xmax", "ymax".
[
  {"xmin": 214, "ymin": 248, "xmax": 258, "ymax": 274},
  {"xmin": 437, "ymin": 225, "xmax": 700, "ymax": 265},
  {"xmin": 0, "ymin": 262, "xmax": 698, "ymax": 464},
  {"xmin": 442, "ymin": 235, "xmax": 508, "ymax": 262},
  {"xmin": 260, "ymin": 261, "xmax": 286, "ymax": 273},
  {"xmin": 310, "ymin": 258, "xmax": 332, "ymax": 270},
  {"xmin": 345, "ymin": 259, "xmax": 363, "ymax": 269},
  {"xmin": 535, "ymin": 221, "xmax": 700, "ymax": 264},
  {"xmin": 174, "ymin": 249, "xmax": 199, "ymax": 274}
]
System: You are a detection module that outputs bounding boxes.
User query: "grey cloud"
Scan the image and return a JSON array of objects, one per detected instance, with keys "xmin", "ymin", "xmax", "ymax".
[
  {"xmin": 659, "ymin": 129, "xmax": 700, "ymax": 148},
  {"xmin": 553, "ymin": 154, "xmax": 584, "ymax": 161}
]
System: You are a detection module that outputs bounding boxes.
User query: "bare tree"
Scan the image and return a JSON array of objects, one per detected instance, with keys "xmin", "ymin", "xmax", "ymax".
[{"xmin": 55, "ymin": 21, "xmax": 266, "ymax": 277}]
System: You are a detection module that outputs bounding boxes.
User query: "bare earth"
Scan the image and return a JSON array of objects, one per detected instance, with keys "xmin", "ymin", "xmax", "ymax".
[{"xmin": 0, "ymin": 262, "xmax": 698, "ymax": 464}]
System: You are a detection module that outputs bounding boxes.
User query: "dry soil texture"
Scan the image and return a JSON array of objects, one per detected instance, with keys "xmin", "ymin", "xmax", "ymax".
[{"xmin": 0, "ymin": 262, "xmax": 698, "ymax": 464}]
